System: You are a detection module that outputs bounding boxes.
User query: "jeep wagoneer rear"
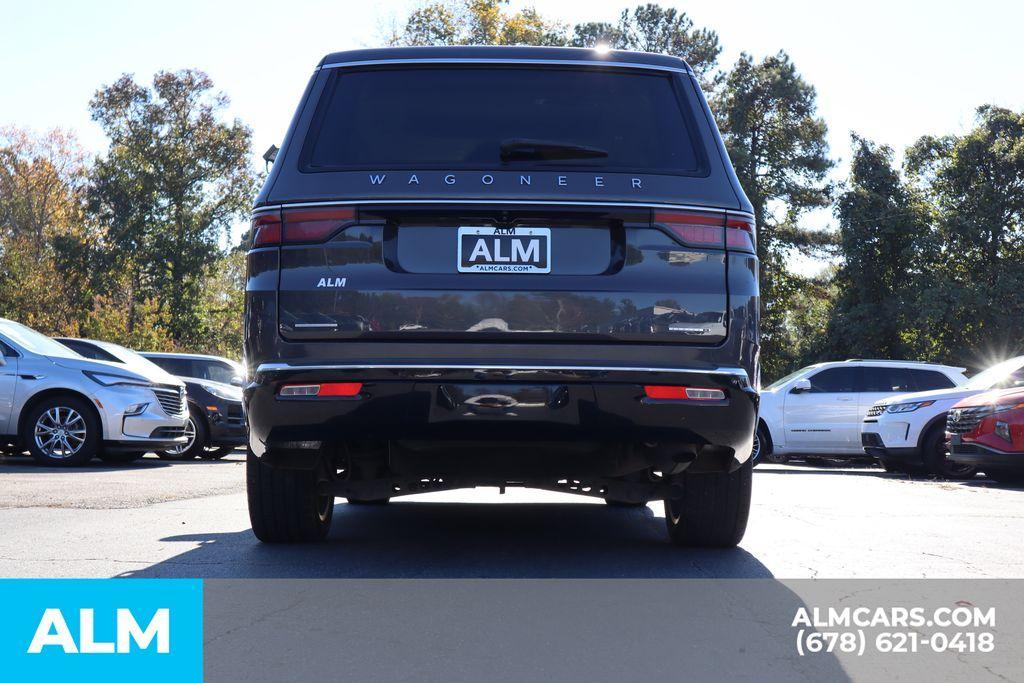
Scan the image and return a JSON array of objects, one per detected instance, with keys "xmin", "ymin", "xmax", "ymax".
[{"xmin": 244, "ymin": 46, "xmax": 759, "ymax": 547}]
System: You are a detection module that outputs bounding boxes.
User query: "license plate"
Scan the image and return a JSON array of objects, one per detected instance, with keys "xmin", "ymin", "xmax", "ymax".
[{"xmin": 457, "ymin": 226, "xmax": 551, "ymax": 273}]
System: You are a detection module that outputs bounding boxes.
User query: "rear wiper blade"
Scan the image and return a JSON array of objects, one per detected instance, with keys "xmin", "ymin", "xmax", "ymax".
[{"xmin": 500, "ymin": 138, "xmax": 609, "ymax": 162}]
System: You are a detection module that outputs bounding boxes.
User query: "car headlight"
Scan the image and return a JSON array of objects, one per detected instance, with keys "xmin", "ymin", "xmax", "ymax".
[
  {"xmin": 995, "ymin": 421, "xmax": 1012, "ymax": 442},
  {"xmin": 886, "ymin": 400, "xmax": 936, "ymax": 414},
  {"xmin": 124, "ymin": 402, "xmax": 149, "ymax": 416},
  {"xmin": 200, "ymin": 382, "xmax": 242, "ymax": 401},
  {"xmin": 84, "ymin": 371, "xmax": 153, "ymax": 388}
]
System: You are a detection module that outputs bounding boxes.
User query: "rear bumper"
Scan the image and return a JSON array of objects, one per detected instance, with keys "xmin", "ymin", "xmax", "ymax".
[
  {"xmin": 949, "ymin": 442, "xmax": 1024, "ymax": 469},
  {"xmin": 245, "ymin": 363, "xmax": 758, "ymax": 473}
]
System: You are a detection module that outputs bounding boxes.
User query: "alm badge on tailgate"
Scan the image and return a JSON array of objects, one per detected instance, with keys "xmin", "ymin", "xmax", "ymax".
[{"xmin": 457, "ymin": 226, "xmax": 551, "ymax": 274}]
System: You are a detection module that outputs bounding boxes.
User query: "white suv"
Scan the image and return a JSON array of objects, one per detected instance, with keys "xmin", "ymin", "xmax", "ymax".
[
  {"xmin": 755, "ymin": 360, "xmax": 967, "ymax": 465},
  {"xmin": 862, "ymin": 356, "xmax": 1024, "ymax": 477}
]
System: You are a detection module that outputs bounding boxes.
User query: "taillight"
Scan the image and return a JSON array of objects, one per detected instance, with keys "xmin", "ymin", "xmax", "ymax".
[
  {"xmin": 252, "ymin": 212, "xmax": 282, "ymax": 247},
  {"xmin": 643, "ymin": 385, "xmax": 726, "ymax": 401},
  {"xmin": 652, "ymin": 210, "xmax": 755, "ymax": 252},
  {"xmin": 279, "ymin": 382, "xmax": 363, "ymax": 398},
  {"xmin": 654, "ymin": 210, "xmax": 725, "ymax": 247},
  {"xmin": 283, "ymin": 207, "xmax": 356, "ymax": 243},
  {"xmin": 250, "ymin": 206, "xmax": 357, "ymax": 248},
  {"xmin": 725, "ymin": 214, "xmax": 756, "ymax": 252}
]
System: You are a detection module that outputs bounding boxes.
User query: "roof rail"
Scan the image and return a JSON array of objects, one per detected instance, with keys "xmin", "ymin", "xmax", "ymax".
[{"xmin": 845, "ymin": 359, "xmax": 933, "ymax": 364}]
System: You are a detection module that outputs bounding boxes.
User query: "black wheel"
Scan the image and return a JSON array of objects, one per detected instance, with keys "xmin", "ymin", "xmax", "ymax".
[
  {"xmin": 98, "ymin": 451, "xmax": 146, "ymax": 464},
  {"xmin": 22, "ymin": 395, "xmax": 100, "ymax": 467},
  {"xmin": 346, "ymin": 497, "xmax": 391, "ymax": 505},
  {"xmin": 921, "ymin": 425, "xmax": 977, "ymax": 480},
  {"xmin": 199, "ymin": 445, "xmax": 235, "ymax": 460},
  {"xmin": 880, "ymin": 459, "xmax": 904, "ymax": 474},
  {"xmin": 664, "ymin": 458, "xmax": 752, "ymax": 548},
  {"xmin": 247, "ymin": 448, "xmax": 334, "ymax": 542},
  {"xmin": 985, "ymin": 468, "xmax": 1024, "ymax": 486},
  {"xmin": 752, "ymin": 423, "xmax": 784, "ymax": 466},
  {"xmin": 158, "ymin": 408, "xmax": 207, "ymax": 460}
]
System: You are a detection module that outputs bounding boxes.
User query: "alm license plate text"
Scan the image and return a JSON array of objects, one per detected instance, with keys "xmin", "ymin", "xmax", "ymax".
[{"xmin": 457, "ymin": 226, "xmax": 551, "ymax": 273}]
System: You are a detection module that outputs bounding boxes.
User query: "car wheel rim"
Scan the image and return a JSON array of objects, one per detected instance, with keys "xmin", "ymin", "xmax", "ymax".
[
  {"xmin": 168, "ymin": 418, "xmax": 197, "ymax": 455},
  {"xmin": 751, "ymin": 432, "xmax": 761, "ymax": 463},
  {"xmin": 34, "ymin": 407, "xmax": 87, "ymax": 459}
]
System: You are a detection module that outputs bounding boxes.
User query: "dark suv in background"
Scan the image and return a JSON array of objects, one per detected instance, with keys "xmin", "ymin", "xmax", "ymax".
[
  {"xmin": 244, "ymin": 46, "xmax": 759, "ymax": 547},
  {"xmin": 140, "ymin": 352, "xmax": 246, "ymax": 460}
]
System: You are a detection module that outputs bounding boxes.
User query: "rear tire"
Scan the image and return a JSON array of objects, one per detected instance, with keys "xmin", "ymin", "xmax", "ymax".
[
  {"xmin": 922, "ymin": 425, "xmax": 977, "ymax": 480},
  {"xmin": 247, "ymin": 448, "xmax": 334, "ymax": 543},
  {"xmin": 22, "ymin": 395, "xmax": 100, "ymax": 467},
  {"xmin": 664, "ymin": 458, "xmax": 752, "ymax": 548},
  {"xmin": 98, "ymin": 451, "xmax": 146, "ymax": 464}
]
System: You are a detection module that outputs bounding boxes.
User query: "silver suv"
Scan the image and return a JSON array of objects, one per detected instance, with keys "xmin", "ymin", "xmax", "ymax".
[{"xmin": 0, "ymin": 319, "xmax": 188, "ymax": 466}]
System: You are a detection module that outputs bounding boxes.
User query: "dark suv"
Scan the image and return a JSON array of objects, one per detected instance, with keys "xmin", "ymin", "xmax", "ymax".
[
  {"xmin": 244, "ymin": 46, "xmax": 759, "ymax": 547},
  {"xmin": 140, "ymin": 352, "xmax": 247, "ymax": 460}
]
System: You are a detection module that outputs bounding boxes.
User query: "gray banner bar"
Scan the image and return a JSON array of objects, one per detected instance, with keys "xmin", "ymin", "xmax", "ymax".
[{"xmin": 204, "ymin": 579, "xmax": 1023, "ymax": 682}]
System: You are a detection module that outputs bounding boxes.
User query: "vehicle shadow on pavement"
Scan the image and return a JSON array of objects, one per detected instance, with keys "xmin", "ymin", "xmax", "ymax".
[
  {"xmin": 119, "ymin": 501, "xmax": 773, "ymax": 579},
  {"xmin": 958, "ymin": 479, "xmax": 1024, "ymax": 492},
  {"xmin": 0, "ymin": 455, "xmax": 174, "ymax": 472}
]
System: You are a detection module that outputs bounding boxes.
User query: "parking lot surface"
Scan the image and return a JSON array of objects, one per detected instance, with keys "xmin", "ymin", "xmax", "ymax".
[{"xmin": 0, "ymin": 454, "xmax": 1021, "ymax": 579}]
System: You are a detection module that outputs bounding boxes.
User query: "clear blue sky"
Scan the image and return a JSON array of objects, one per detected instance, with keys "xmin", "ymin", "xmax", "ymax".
[{"xmin": 3, "ymin": 0, "xmax": 1022, "ymax": 252}]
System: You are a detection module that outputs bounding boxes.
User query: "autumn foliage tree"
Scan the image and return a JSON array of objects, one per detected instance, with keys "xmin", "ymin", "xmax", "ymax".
[
  {"xmin": 0, "ymin": 127, "xmax": 94, "ymax": 334},
  {"xmin": 88, "ymin": 69, "xmax": 257, "ymax": 348}
]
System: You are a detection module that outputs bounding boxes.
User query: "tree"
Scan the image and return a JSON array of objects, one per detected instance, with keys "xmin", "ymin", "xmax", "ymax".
[
  {"xmin": 904, "ymin": 105, "xmax": 1024, "ymax": 365},
  {"xmin": 192, "ymin": 251, "xmax": 246, "ymax": 358},
  {"xmin": 88, "ymin": 69, "xmax": 257, "ymax": 346},
  {"xmin": 389, "ymin": 1, "xmax": 567, "ymax": 47},
  {"xmin": 572, "ymin": 4, "xmax": 721, "ymax": 85},
  {"xmin": 0, "ymin": 127, "xmax": 94, "ymax": 334},
  {"xmin": 712, "ymin": 51, "xmax": 833, "ymax": 378},
  {"xmin": 822, "ymin": 135, "xmax": 934, "ymax": 360}
]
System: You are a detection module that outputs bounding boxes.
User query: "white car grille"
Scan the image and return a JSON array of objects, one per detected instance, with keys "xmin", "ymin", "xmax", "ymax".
[{"xmin": 153, "ymin": 386, "xmax": 187, "ymax": 418}]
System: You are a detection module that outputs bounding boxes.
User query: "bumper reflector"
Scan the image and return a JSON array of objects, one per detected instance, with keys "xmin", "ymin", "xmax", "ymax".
[
  {"xmin": 279, "ymin": 382, "xmax": 363, "ymax": 398},
  {"xmin": 644, "ymin": 385, "xmax": 726, "ymax": 401}
]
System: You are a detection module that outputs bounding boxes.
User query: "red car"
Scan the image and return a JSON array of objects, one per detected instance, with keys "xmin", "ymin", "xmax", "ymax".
[{"xmin": 947, "ymin": 387, "xmax": 1024, "ymax": 484}]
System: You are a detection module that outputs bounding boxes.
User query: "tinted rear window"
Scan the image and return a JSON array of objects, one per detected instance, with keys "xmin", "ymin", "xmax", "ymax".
[
  {"xmin": 862, "ymin": 366, "xmax": 915, "ymax": 393},
  {"xmin": 909, "ymin": 369, "xmax": 956, "ymax": 391},
  {"xmin": 302, "ymin": 67, "xmax": 705, "ymax": 174},
  {"xmin": 146, "ymin": 357, "xmax": 190, "ymax": 376}
]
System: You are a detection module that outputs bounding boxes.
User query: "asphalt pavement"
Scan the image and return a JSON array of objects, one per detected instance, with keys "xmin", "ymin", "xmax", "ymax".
[{"xmin": 0, "ymin": 453, "xmax": 1021, "ymax": 578}]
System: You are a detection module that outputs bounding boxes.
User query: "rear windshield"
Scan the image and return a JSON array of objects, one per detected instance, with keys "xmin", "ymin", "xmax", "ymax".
[{"xmin": 301, "ymin": 66, "xmax": 705, "ymax": 175}]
